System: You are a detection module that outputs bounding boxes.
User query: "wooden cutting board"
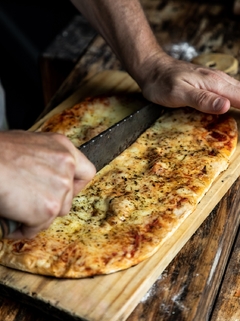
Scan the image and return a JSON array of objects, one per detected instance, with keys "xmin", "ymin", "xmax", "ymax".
[{"xmin": 1, "ymin": 70, "xmax": 240, "ymax": 321}]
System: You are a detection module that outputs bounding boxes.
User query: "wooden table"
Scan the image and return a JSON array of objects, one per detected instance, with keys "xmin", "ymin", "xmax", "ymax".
[{"xmin": 0, "ymin": 1, "xmax": 239, "ymax": 320}]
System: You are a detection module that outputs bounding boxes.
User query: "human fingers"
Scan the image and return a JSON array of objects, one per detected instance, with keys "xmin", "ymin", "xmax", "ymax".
[
  {"xmin": 72, "ymin": 149, "xmax": 96, "ymax": 196},
  {"xmin": 40, "ymin": 135, "xmax": 96, "ymax": 217},
  {"xmin": 8, "ymin": 216, "xmax": 56, "ymax": 239},
  {"xmin": 52, "ymin": 134, "xmax": 96, "ymax": 185},
  {"xmin": 181, "ymin": 86, "xmax": 231, "ymax": 114},
  {"xmin": 6, "ymin": 181, "xmax": 73, "ymax": 239},
  {"xmin": 0, "ymin": 132, "xmax": 94, "ymax": 238},
  {"xmin": 152, "ymin": 65, "xmax": 240, "ymax": 114},
  {"xmin": 183, "ymin": 68, "xmax": 240, "ymax": 114},
  {"xmin": 37, "ymin": 136, "xmax": 95, "ymax": 218},
  {"xmin": 46, "ymin": 133, "xmax": 96, "ymax": 197},
  {"xmin": 190, "ymin": 67, "xmax": 240, "ymax": 112}
]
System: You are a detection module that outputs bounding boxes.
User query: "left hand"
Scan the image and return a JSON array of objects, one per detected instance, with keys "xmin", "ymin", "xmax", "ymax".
[{"xmin": 136, "ymin": 53, "xmax": 240, "ymax": 114}]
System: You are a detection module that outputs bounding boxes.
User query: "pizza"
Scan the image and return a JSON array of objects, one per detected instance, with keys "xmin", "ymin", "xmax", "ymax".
[
  {"xmin": 0, "ymin": 97, "xmax": 237, "ymax": 278},
  {"xmin": 38, "ymin": 94, "xmax": 147, "ymax": 147}
]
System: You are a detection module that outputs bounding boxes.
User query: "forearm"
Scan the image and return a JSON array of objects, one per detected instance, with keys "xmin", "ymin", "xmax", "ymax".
[
  {"xmin": 70, "ymin": 0, "xmax": 240, "ymax": 115},
  {"xmin": 70, "ymin": 0, "xmax": 165, "ymax": 84}
]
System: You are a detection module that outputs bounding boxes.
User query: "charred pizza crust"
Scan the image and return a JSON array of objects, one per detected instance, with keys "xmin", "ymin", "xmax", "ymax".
[{"xmin": 0, "ymin": 107, "xmax": 237, "ymax": 278}]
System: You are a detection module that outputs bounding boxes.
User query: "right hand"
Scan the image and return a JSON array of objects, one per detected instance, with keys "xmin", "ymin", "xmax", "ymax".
[
  {"xmin": 0, "ymin": 130, "xmax": 96, "ymax": 239},
  {"xmin": 136, "ymin": 52, "xmax": 240, "ymax": 115}
]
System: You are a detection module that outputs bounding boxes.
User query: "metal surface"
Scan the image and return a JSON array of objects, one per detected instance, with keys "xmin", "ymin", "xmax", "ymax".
[
  {"xmin": 0, "ymin": 103, "xmax": 164, "ymax": 238},
  {"xmin": 0, "ymin": 218, "xmax": 20, "ymax": 239},
  {"xmin": 79, "ymin": 103, "xmax": 165, "ymax": 172}
]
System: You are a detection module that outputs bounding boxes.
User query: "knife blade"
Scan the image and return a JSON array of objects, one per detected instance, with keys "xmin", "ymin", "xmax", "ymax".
[
  {"xmin": 79, "ymin": 102, "xmax": 164, "ymax": 172},
  {"xmin": 0, "ymin": 102, "xmax": 164, "ymax": 238}
]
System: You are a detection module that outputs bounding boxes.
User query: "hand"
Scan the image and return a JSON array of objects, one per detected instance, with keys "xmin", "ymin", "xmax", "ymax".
[
  {"xmin": 137, "ymin": 53, "xmax": 240, "ymax": 114},
  {"xmin": 71, "ymin": 0, "xmax": 240, "ymax": 114},
  {"xmin": 0, "ymin": 131, "xmax": 96, "ymax": 239}
]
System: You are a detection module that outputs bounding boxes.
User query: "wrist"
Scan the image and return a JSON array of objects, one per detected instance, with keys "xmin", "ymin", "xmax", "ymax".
[{"xmin": 127, "ymin": 49, "xmax": 170, "ymax": 91}]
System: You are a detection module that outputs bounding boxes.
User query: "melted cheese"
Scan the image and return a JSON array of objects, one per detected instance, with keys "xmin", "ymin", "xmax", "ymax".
[
  {"xmin": 40, "ymin": 95, "xmax": 146, "ymax": 146},
  {"xmin": 0, "ymin": 105, "xmax": 237, "ymax": 278},
  {"xmin": 45, "ymin": 108, "xmax": 237, "ymax": 255}
]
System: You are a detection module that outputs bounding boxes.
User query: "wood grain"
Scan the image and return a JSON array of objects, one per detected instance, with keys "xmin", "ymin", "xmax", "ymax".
[
  {"xmin": 1, "ymin": 70, "xmax": 240, "ymax": 321},
  {"xmin": 39, "ymin": 0, "xmax": 240, "ymax": 119},
  {"xmin": 0, "ymin": 1, "xmax": 240, "ymax": 320},
  {"xmin": 0, "ymin": 293, "xmax": 61, "ymax": 321},
  {"xmin": 38, "ymin": 35, "xmax": 122, "ymax": 120},
  {"xmin": 40, "ymin": 15, "xmax": 96, "ymax": 106},
  {"xmin": 211, "ymin": 228, "xmax": 240, "ymax": 321},
  {"xmin": 127, "ymin": 178, "xmax": 240, "ymax": 321}
]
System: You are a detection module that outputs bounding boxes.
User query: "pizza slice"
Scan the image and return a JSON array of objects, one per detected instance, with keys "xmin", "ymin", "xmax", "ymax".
[
  {"xmin": 0, "ymin": 101, "xmax": 237, "ymax": 278},
  {"xmin": 38, "ymin": 94, "xmax": 147, "ymax": 146}
]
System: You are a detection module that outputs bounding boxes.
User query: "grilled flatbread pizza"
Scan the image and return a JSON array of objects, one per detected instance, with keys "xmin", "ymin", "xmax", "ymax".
[
  {"xmin": 0, "ymin": 97, "xmax": 237, "ymax": 278},
  {"xmin": 38, "ymin": 94, "xmax": 147, "ymax": 147}
]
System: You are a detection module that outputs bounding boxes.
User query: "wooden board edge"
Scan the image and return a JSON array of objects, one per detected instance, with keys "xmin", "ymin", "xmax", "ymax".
[
  {"xmin": 4, "ymin": 148, "xmax": 236, "ymax": 321},
  {"xmin": 106, "ymin": 150, "xmax": 240, "ymax": 321},
  {"xmin": 1, "ymin": 70, "xmax": 239, "ymax": 321}
]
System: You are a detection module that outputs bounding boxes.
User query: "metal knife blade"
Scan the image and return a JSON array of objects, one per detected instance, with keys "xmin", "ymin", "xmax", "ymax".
[
  {"xmin": 0, "ymin": 102, "xmax": 164, "ymax": 239},
  {"xmin": 78, "ymin": 102, "xmax": 165, "ymax": 172},
  {"xmin": 0, "ymin": 218, "xmax": 20, "ymax": 239}
]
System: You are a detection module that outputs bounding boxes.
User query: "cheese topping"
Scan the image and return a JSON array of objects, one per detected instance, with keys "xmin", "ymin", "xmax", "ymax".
[
  {"xmin": 40, "ymin": 95, "xmax": 146, "ymax": 146},
  {"xmin": 0, "ymin": 103, "xmax": 237, "ymax": 278}
]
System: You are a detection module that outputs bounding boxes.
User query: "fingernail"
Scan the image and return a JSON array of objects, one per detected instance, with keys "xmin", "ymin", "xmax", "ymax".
[{"xmin": 213, "ymin": 98, "xmax": 225, "ymax": 111}]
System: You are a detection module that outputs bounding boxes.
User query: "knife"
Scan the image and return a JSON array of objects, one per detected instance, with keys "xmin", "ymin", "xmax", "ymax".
[
  {"xmin": 79, "ymin": 102, "xmax": 165, "ymax": 171},
  {"xmin": 0, "ymin": 102, "xmax": 164, "ymax": 238}
]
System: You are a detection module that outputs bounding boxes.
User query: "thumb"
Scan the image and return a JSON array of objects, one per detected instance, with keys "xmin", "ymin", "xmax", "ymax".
[{"xmin": 186, "ymin": 88, "xmax": 230, "ymax": 114}]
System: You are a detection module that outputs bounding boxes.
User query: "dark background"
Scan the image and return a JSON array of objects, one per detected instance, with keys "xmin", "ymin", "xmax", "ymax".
[
  {"xmin": 0, "ymin": 0, "xmax": 78, "ymax": 129},
  {"xmin": 0, "ymin": 0, "xmax": 234, "ymax": 130}
]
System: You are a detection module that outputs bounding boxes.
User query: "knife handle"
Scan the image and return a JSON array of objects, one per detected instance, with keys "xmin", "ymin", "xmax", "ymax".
[{"xmin": 0, "ymin": 218, "xmax": 20, "ymax": 239}]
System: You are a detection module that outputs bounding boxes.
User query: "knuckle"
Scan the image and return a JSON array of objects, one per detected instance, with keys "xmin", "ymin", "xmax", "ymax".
[
  {"xmin": 59, "ymin": 177, "xmax": 73, "ymax": 196},
  {"xmin": 59, "ymin": 152, "xmax": 75, "ymax": 168},
  {"xmin": 52, "ymin": 153, "xmax": 76, "ymax": 181},
  {"xmin": 196, "ymin": 91, "xmax": 210, "ymax": 107},
  {"xmin": 51, "ymin": 132, "xmax": 69, "ymax": 143},
  {"xmin": 197, "ymin": 67, "xmax": 223, "ymax": 83},
  {"xmin": 43, "ymin": 198, "xmax": 61, "ymax": 219}
]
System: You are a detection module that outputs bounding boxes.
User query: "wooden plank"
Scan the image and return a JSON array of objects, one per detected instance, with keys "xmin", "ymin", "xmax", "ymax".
[
  {"xmin": 211, "ymin": 228, "xmax": 240, "ymax": 321},
  {"xmin": 0, "ymin": 292, "xmax": 61, "ymax": 321},
  {"xmin": 1, "ymin": 1, "xmax": 240, "ymax": 320},
  {"xmin": 127, "ymin": 178, "xmax": 240, "ymax": 321},
  {"xmin": 38, "ymin": 35, "xmax": 121, "ymax": 120},
  {"xmin": 0, "ymin": 70, "xmax": 240, "ymax": 321},
  {"xmin": 40, "ymin": 15, "xmax": 96, "ymax": 106},
  {"xmin": 0, "ymin": 173, "xmax": 239, "ymax": 321}
]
